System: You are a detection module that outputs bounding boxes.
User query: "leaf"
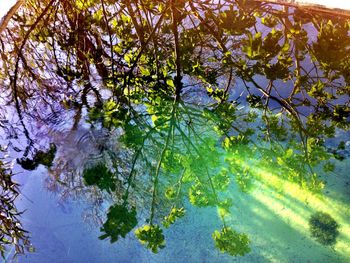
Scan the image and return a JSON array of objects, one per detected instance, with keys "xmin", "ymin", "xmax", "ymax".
[
  {"xmin": 285, "ymin": 148, "xmax": 293, "ymax": 158},
  {"xmin": 166, "ymin": 79, "xmax": 175, "ymax": 88},
  {"xmin": 277, "ymin": 157, "xmax": 284, "ymax": 166},
  {"xmin": 140, "ymin": 67, "xmax": 150, "ymax": 76}
]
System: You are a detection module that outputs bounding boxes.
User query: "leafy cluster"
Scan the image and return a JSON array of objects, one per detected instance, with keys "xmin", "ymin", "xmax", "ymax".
[
  {"xmin": 83, "ymin": 163, "xmax": 116, "ymax": 193},
  {"xmin": 16, "ymin": 143, "xmax": 57, "ymax": 171},
  {"xmin": 212, "ymin": 227, "xmax": 251, "ymax": 256},
  {"xmin": 134, "ymin": 224, "xmax": 165, "ymax": 253},
  {"xmin": 99, "ymin": 204, "xmax": 138, "ymax": 243},
  {"xmin": 162, "ymin": 207, "xmax": 185, "ymax": 228}
]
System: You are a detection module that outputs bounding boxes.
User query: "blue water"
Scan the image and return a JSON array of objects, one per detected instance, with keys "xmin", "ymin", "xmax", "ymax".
[
  {"xmin": 6, "ymin": 130, "xmax": 349, "ymax": 262},
  {"xmin": 1, "ymin": 1, "xmax": 350, "ymax": 262}
]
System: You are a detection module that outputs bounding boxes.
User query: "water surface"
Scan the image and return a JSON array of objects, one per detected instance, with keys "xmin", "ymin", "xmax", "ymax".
[{"xmin": 0, "ymin": 1, "xmax": 349, "ymax": 262}]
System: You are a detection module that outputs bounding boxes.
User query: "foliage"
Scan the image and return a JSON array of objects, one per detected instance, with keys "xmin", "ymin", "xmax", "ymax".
[
  {"xmin": 16, "ymin": 143, "xmax": 57, "ymax": 171},
  {"xmin": 212, "ymin": 227, "xmax": 251, "ymax": 256},
  {"xmin": 0, "ymin": 153, "xmax": 32, "ymax": 259},
  {"xmin": 309, "ymin": 211, "xmax": 340, "ymax": 246},
  {"xmin": 83, "ymin": 163, "xmax": 116, "ymax": 193},
  {"xmin": 162, "ymin": 207, "xmax": 185, "ymax": 228},
  {"xmin": 99, "ymin": 204, "xmax": 138, "ymax": 243},
  {"xmin": 188, "ymin": 180, "xmax": 216, "ymax": 207},
  {"xmin": 135, "ymin": 224, "xmax": 165, "ymax": 253}
]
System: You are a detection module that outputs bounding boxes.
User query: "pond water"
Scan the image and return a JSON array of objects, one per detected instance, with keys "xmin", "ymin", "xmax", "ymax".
[{"xmin": 1, "ymin": 1, "xmax": 350, "ymax": 262}]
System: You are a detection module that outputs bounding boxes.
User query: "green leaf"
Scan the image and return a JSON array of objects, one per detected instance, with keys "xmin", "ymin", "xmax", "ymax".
[
  {"xmin": 285, "ymin": 148, "xmax": 293, "ymax": 158},
  {"xmin": 166, "ymin": 79, "xmax": 175, "ymax": 88}
]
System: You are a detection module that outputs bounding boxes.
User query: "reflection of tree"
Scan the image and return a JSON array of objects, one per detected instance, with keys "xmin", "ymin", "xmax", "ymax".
[
  {"xmin": 0, "ymin": 0, "xmax": 349, "ymax": 259},
  {"xmin": 86, "ymin": 99, "xmax": 253, "ymax": 255},
  {"xmin": 0, "ymin": 148, "xmax": 32, "ymax": 258}
]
